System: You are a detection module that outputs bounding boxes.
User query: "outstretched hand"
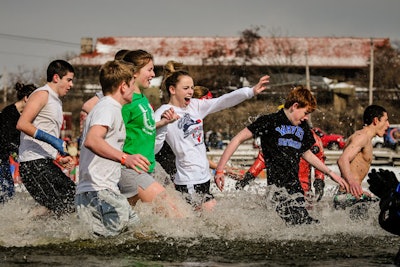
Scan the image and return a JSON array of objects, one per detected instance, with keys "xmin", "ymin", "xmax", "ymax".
[
  {"xmin": 367, "ymin": 168, "xmax": 399, "ymax": 199},
  {"xmin": 252, "ymin": 75, "xmax": 270, "ymax": 96}
]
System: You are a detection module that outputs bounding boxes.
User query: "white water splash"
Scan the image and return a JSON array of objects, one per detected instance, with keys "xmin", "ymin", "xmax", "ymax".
[{"xmin": 0, "ymin": 164, "xmax": 397, "ymax": 248}]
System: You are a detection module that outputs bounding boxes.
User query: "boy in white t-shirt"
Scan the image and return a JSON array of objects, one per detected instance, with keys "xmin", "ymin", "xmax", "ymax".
[{"xmin": 76, "ymin": 60, "xmax": 147, "ymax": 237}]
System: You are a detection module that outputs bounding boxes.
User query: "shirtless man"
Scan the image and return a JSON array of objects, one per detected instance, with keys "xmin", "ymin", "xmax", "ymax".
[{"xmin": 335, "ymin": 105, "xmax": 389, "ymax": 209}]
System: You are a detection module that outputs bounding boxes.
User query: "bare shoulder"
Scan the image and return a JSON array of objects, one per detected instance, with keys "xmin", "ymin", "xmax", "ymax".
[{"xmin": 346, "ymin": 129, "xmax": 370, "ymax": 148}]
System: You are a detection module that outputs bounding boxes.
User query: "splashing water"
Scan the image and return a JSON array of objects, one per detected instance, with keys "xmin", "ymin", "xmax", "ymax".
[{"xmin": 0, "ymin": 164, "xmax": 399, "ymax": 266}]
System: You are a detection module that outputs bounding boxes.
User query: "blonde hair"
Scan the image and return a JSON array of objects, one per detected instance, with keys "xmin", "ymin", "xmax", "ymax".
[{"xmin": 193, "ymin": 86, "xmax": 210, "ymax": 99}]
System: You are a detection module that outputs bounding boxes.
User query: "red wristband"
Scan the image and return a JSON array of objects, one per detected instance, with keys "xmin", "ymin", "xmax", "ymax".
[
  {"xmin": 56, "ymin": 154, "xmax": 62, "ymax": 162},
  {"xmin": 121, "ymin": 154, "xmax": 127, "ymax": 165},
  {"xmin": 215, "ymin": 170, "xmax": 224, "ymax": 175}
]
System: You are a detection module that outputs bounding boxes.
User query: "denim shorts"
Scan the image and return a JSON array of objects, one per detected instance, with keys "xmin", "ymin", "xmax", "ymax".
[{"xmin": 75, "ymin": 189, "xmax": 140, "ymax": 237}]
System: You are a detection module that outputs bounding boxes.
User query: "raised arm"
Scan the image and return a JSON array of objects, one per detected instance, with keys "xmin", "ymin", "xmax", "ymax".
[{"xmin": 252, "ymin": 75, "xmax": 270, "ymax": 96}]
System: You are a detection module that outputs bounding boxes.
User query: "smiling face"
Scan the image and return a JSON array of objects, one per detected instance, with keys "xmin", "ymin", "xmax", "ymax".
[
  {"xmin": 169, "ymin": 75, "xmax": 194, "ymax": 108},
  {"xmin": 134, "ymin": 59, "xmax": 155, "ymax": 92}
]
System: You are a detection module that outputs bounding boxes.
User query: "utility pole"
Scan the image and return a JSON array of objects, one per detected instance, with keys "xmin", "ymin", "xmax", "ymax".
[
  {"xmin": 369, "ymin": 38, "xmax": 374, "ymax": 105},
  {"xmin": 305, "ymin": 51, "xmax": 311, "ymax": 90},
  {"xmin": 305, "ymin": 50, "xmax": 312, "ymax": 126},
  {"xmin": 2, "ymin": 67, "xmax": 7, "ymax": 103}
]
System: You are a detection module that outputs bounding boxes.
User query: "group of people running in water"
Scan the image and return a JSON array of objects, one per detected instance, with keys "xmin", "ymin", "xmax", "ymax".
[{"xmin": 0, "ymin": 49, "xmax": 399, "ymax": 262}]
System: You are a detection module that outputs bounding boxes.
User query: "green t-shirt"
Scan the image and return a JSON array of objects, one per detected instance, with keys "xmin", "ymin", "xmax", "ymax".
[{"xmin": 122, "ymin": 93, "xmax": 156, "ymax": 172}]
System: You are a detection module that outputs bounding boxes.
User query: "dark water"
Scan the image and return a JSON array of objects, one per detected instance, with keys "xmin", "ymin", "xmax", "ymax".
[
  {"xmin": 1, "ymin": 235, "xmax": 399, "ymax": 266},
  {"xmin": 0, "ymin": 165, "xmax": 399, "ymax": 267}
]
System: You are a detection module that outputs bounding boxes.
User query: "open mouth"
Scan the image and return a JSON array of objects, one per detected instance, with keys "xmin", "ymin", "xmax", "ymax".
[{"xmin": 184, "ymin": 97, "xmax": 191, "ymax": 105}]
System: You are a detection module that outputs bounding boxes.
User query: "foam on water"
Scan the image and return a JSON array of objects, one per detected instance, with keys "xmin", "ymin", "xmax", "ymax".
[
  {"xmin": 0, "ymin": 164, "xmax": 397, "ymax": 248},
  {"xmin": 0, "ymin": 164, "xmax": 399, "ymax": 267}
]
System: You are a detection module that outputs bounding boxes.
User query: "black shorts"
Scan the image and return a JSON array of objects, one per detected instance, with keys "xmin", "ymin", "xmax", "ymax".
[
  {"xmin": 175, "ymin": 180, "xmax": 214, "ymax": 207},
  {"xmin": 20, "ymin": 158, "xmax": 76, "ymax": 215}
]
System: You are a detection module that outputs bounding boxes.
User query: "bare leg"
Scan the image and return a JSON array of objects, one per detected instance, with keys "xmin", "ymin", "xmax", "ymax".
[{"xmin": 128, "ymin": 182, "xmax": 184, "ymax": 217}]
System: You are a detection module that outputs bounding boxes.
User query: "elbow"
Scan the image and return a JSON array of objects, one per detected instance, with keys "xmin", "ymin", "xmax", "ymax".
[
  {"xmin": 83, "ymin": 139, "xmax": 94, "ymax": 151},
  {"xmin": 16, "ymin": 120, "xmax": 23, "ymax": 132}
]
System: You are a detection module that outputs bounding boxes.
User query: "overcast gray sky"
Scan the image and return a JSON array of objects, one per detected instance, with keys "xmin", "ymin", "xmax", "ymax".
[{"xmin": 1, "ymin": 0, "xmax": 399, "ymax": 76}]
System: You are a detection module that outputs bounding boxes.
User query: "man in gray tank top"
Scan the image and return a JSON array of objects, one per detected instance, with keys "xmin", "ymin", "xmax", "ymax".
[{"xmin": 16, "ymin": 60, "xmax": 76, "ymax": 216}]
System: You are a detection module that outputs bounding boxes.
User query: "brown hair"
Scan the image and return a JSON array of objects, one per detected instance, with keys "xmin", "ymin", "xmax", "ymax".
[
  {"xmin": 99, "ymin": 60, "xmax": 136, "ymax": 95},
  {"xmin": 122, "ymin": 49, "xmax": 153, "ymax": 71},
  {"xmin": 193, "ymin": 86, "xmax": 210, "ymax": 99},
  {"xmin": 161, "ymin": 60, "xmax": 191, "ymax": 96},
  {"xmin": 284, "ymin": 85, "xmax": 317, "ymax": 113},
  {"xmin": 114, "ymin": 49, "xmax": 130, "ymax": 60},
  {"xmin": 15, "ymin": 82, "xmax": 36, "ymax": 100}
]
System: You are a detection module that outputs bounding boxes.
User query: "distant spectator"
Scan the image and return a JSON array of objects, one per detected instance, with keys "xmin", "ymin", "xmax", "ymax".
[{"xmin": 0, "ymin": 82, "xmax": 36, "ymax": 203}]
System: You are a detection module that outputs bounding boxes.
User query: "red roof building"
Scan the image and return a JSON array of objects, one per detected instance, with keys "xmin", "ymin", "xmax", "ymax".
[
  {"xmin": 70, "ymin": 36, "xmax": 389, "ymax": 68},
  {"xmin": 69, "ymin": 36, "xmax": 391, "ymax": 96}
]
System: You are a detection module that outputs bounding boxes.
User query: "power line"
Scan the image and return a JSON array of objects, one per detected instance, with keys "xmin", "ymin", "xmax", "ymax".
[
  {"xmin": 0, "ymin": 50, "xmax": 49, "ymax": 59},
  {"xmin": 0, "ymin": 33, "xmax": 80, "ymax": 48}
]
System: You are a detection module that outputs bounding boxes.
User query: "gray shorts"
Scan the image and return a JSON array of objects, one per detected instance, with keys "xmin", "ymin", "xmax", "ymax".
[
  {"xmin": 75, "ymin": 189, "xmax": 140, "ymax": 237},
  {"xmin": 119, "ymin": 167, "xmax": 155, "ymax": 198}
]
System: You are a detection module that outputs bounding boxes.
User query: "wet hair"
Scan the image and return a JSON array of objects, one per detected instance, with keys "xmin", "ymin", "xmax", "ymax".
[
  {"xmin": 114, "ymin": 49, "xmax": 130, "ymax": 60},
  {"xmin": 193, "ymin": 86, "xmax": 210, "ymax": 99},
  {"xmin": 284, "ymin": 85, "xmax": 317, "ymax": 113},
  {"xmin": 99, "ymin": 60, "xmax": 136, "ymax": 95},
  {"xmin": 363, "ymin": 104, "xmax": 387, "ymax": 125},
  {"xmin": 46, "ymin": 60, "xmax": 75, "ymax": 82},
  {"xmin": 14, "ymin": 82, "xmax": 37, "ymax": 100},
  {"xmin": 122, "ymin": 50, "xmax": 153, "ymax": 71},
  {"xmin": 161, "ymin": 60, "xmax": 191, "ymax": 96}
]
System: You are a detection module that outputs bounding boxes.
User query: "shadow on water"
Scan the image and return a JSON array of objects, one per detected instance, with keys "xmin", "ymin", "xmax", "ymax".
[{"xmin": 0, "ymin": 165, "xmax": 399, "ymax": 266}]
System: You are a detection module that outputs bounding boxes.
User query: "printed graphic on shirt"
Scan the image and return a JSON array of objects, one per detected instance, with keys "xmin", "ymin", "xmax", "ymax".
[
  {"xmin": 139, "ymin": 103, "xmax": 155, "ymax": 135},
  {"xmin": 178, "ymin": 113, "xmax": 203, "ymax": 143},
  {"xmin": 275, "ymin": 125, "xmax": 305, "ymax": 149}
]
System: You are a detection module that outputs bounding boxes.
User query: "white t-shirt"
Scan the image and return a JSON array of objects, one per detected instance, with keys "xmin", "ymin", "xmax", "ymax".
[
  {"xmin": 19, "ymin": 84, "xmax": 63, "ymax": 162},
  {"xmin": 154, "ymin": 87, "xmax": 254, "ymax": 186},
  {"xmin": 77, "ymin": 96, "xmax": 125, "ymax": 194}
]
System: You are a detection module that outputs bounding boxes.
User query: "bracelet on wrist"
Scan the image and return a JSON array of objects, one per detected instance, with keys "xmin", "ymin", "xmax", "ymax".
[
  {"xmin": 56, "ymin": 154, "xmax": 62, "ymax": 163},
  {"xmin": 215, "ymin": 169, "xmax": 225, "ymax": 175},
  {"xmin": 121, "ymin": 154, "xmax": 128, "ymax": 165}
]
